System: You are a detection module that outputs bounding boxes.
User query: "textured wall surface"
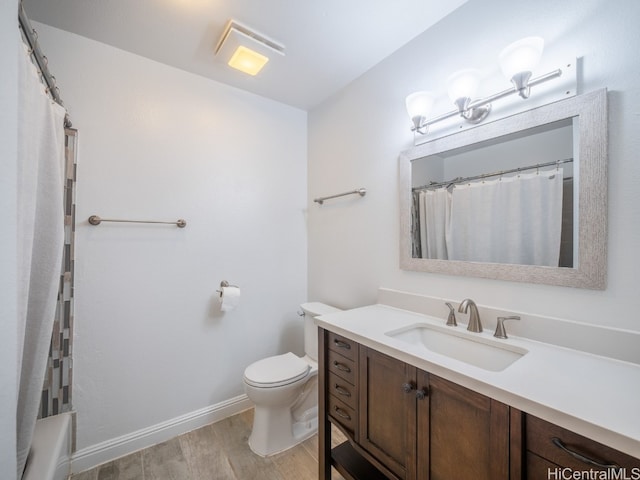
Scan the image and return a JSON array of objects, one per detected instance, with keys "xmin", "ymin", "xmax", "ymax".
[{"xmin": 34, "ymin": 23, "xmax": 308, "ymax": 453}]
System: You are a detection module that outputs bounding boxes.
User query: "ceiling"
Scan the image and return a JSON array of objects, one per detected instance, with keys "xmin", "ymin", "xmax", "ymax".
[{"xmin": 22, "ymin": 0, "xmax": 467, "ymax": 110}]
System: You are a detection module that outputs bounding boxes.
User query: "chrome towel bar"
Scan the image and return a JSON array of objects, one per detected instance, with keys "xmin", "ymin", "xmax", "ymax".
[
  {"xmin": 88, "ymin": 215, "xmax": 186, "ymax": 228},
  {"xmin": 314, "ymin": 188, "xmax": 367, "ymax": 205}
]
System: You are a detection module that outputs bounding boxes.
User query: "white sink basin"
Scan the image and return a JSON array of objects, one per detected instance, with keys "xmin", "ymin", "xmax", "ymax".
[{"xmin": 385, "ymin": 323, "xmax": 527, "ymax": 372}]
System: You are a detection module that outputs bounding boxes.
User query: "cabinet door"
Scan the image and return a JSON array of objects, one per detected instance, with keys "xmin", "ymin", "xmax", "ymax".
[
  {"xmin": 420, "ymin": 375, "xmax": 510, "ymax": 480},
  {"xmin": 359, "ymin": 347, "xmax": 417, "ymax": 480}
]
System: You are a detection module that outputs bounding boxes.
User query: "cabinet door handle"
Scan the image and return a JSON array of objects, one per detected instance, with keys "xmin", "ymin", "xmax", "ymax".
[
  {"xmin": 334, "ymin": 384, "xmax": 351, "ymax": 397},
  {"xmin": 401, "ymin": 382, "xmax": 415, "ymax": 393},
  {"xmin": 333, "ymin": 339, "xmax": 351, "ymax": 350},
  {"xmin": 551, "ymin": 438, "xmax": 619, "ymax": 469},
  {"xmin": 333, "ymin": 361, "xmax": 351, "ymax": 373},
  {"xmin": 334, "ymin": 406, "xmax": 351, "ymax": 420},
  {"xmin": 415, "ymin": 388, "xmax": 428, "ymax": 400}
]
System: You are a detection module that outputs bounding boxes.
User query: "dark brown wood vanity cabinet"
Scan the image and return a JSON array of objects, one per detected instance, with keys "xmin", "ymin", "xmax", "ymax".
[
  {"xmin": 358, "ymin": 346, "xmax": 510, "ymax": 480},
  {"xmin": 319, "ymin": 328, "xmax": 511, "ymax": 480},
  {"xmin": 320, "ymin": 330, "xmax": 390, "ymax": 480},
  {"xmin": 358, "ymin": 346, "xmax": 419, "ymax": 479},
  {"xmin": 318, "ymin": 328, "xmax": 640, "ymax": 480},
  {"xmin": 523, "ymin": 414, "xmax": 640, "ymax": 478},
  {"xmin": 325, "ymin": 331, "xmax": 359, "ymax": 437}
]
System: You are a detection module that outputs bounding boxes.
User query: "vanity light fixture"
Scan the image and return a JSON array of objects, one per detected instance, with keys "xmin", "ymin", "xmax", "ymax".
[
  {"xmin": 447, "ymin": 68, "xmax": 491, "ymax": 124},
  {"xmin": 215, "ymin": 20, "xmax": 285, "ymax": 76},
  {"xmin": 406, "ymin": 91, "xmax": 436, "ymax": 135},
  {"xmin": 407, "ymin": 36, "xmax": 562, "ymax": 135},
  {"xmin": 499, "ymin": 36, "xmax": 544, "ymax": 99}
]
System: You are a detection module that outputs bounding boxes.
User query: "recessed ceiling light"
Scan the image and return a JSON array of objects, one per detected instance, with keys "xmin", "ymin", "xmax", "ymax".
[
  {"xmin": 227, "ymin": 45, "xmax": 269, "ymax": 76},
  {"xmin": 215, "ymin": 20, "xmax": 285, "ymax": 77}
]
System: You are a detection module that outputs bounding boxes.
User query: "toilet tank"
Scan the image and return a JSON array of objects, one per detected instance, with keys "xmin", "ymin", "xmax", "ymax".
[{"xmin": 300, "ymin": 302, "xmax": 342, "ymax": 361}]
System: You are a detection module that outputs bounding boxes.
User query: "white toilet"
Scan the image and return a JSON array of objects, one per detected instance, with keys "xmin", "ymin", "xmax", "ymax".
[{"xmin": 243, "ymin": 302, "xmax": 341, "ymax": 456}]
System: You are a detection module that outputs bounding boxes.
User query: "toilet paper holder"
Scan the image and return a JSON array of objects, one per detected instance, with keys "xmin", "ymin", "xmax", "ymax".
[{"xmin": 216, "ymin": 280, "xmax": 239, "ymax": 296}]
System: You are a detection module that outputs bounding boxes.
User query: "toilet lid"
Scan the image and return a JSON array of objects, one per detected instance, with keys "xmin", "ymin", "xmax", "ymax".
[{"xmin": 244, "ymin": 352, "xmax": 310, "ymax": 387}]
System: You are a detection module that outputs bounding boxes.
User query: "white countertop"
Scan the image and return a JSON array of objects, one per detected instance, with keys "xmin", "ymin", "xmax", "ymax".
[{"xmin": 315, "ymin": 304, "xmax": 640, "ymax": 459}]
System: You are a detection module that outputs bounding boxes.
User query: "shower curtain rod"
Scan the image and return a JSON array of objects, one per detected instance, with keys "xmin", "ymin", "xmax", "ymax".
[
  {"xmin": 413, "ymin": 158, "xmax": 574, "ymax": 192},
  {"xmin": 18, "ymin": 3, "xmax": 72, "ymax": 127}
]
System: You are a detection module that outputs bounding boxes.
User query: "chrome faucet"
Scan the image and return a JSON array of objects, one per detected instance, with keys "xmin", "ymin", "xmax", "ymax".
[
  {"xmin": 458, "ymin": 299, "xmax": 482, "ymax": 333},
  {"xmin": 494, "ymin": 316, "xmax": 521, "ymax": 339},
  {"xmin": 444, "ymin": 302, "xmax": 457, "ymax": 327}
]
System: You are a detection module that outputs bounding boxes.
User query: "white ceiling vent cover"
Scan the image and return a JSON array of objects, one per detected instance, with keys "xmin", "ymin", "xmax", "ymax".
[{"xmin": 215, "ymin": 20, "xmax": 286, "ymax": 57}]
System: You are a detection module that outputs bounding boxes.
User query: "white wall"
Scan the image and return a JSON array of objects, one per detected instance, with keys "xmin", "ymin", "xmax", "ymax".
[
  {"xmin": 309, "ymin": 0, "xmax": 640, "ymax": 334},
  {"xmin": 34, "ymin": 24, "xmax": 308, "ymax": 454},
  {"xmin": 1, "ymin": 1, "xmax": 19, "ymax": 478}
]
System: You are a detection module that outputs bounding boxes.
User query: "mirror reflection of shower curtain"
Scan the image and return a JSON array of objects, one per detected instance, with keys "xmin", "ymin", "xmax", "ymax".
[
  {"xmin": 448, "ymin": 170, "xmax": 563, "ymax": 266},
  {"xmin": 418, "ymin": 189, "xmax": 451, "ymax": 260},
  {"xmin": 16, "ymin": 42, "xmax": 66, "ymax": 477}
]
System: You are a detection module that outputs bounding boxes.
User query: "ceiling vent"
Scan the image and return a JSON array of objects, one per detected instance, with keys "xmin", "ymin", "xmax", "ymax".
[{"xmin": 215, "ymin": 20, "xmax": 285, "ymax": 76}]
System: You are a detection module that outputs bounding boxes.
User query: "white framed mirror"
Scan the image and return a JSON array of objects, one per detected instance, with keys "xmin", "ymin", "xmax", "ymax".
[{"xmin": 399, "ymin": 89, "xmax": 607, "ymax": 289}]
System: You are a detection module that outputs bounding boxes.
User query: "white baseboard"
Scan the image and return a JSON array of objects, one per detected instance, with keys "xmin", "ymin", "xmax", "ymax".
[{"xmin": 71, "ymin": 394, "xmax": 252, "ymax": 474}]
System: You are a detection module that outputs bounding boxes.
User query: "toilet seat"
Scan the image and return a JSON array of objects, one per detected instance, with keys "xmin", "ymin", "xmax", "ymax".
[{"xmin": 244, "ymin": 352, "xmax": 310, "ymax": 388}]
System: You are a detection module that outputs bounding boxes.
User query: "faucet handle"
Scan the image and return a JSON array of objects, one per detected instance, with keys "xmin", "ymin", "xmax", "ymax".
[
  {"xmin": 445, "ymin": 302, "xmax": 457, "ymax": 327},
  {"xmin": 494, "ymin": 316, "xmax": 521, "ymax": 339}
]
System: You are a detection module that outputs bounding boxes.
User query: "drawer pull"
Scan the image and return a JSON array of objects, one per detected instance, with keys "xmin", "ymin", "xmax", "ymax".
[
  {"xmin": 333, "ymin": 339, "xmax": 351, "ymax": 350},
  {"xmin": 334, "ymin": 406, "xmax": 351, "ymax": 420},
  {"xmin": 401, "ymin": 382, "xmax": 415, "ymax": 393},
  {"xmin": 333, "ymin": 361, "xmax": 351, "ymax": 373},
  {"xmin": 551, "ymin": 437, "xmax": 619, "ymax": 469},
  {"xmin": 416, "ymin": 388, "xmax": 428, "ymax": 400},
  {"xmin": 334, "ymin": 384, "xmax": 351, "ymax": 397}
]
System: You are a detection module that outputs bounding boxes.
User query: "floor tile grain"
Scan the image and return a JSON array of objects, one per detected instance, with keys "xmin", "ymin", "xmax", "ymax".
[
  {"xmin": 71, "ymin": 469, "xmax": 98, "ymax": 480},
  {"xmin": 143, "ymin": 437, "xmax": 191, "ymax": 480},
  {"xmin": 271, "ymin": 443, "xmax": 318, "ymax": 480},
  {"xmin": 212, "ymin": 414, "xmax": 284, "ymax": 480},
  {"xmin": 71, "ymin": 409, "xmax": 348, "ymax": 480},
  {"xmin": 97, "ymin": 452, "xmax": 143, "ymax": 480},
  {"xmin": 179, "ymin": 423, "xmax": 237, "ymax": 480}
]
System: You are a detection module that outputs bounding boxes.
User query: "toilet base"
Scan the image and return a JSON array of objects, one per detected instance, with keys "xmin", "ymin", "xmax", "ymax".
[{"xmin": 248, "ymin": 404, "xmax": 318, "ymax": 457}]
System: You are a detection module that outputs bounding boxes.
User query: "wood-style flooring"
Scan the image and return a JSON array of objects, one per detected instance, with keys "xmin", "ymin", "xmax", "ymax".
[{"xmin": 71, "ymin": 409, "xmax": 346, "ymax": 480}]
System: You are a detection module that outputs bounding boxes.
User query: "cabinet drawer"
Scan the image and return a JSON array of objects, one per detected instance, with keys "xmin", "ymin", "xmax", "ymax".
[
  {"xmin": 327, "ymin": 332, "xmax": 357, "ymax": 361},
  {"xmin": 328, "ymin": 372, "xmax": 357, "ymax": 410},
  {"xmin": 526, "ymin": 451, "xmax": 560, "ymax": 476},
  {"xmin": 328, "ymin": 349, "xmax": 356, "ymax": 385},
  {"xmin": 328, "ymin": 395, "xmax": 356, "ymax": 435},
  {"xmin": 526, "ymin": 415, "xmax": 640, "ymax": 471}
]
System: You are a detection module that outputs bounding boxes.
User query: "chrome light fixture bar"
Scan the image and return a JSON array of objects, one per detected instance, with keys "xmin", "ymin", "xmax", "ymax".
[{"xmin": 407, "ymin": 37, "xmax": 562, "ymax": 135}]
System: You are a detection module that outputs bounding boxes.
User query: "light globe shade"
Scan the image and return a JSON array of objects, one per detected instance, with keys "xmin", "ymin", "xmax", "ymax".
[
  {"xmin": 406, "ymin": 91, "xmax": 435, "ymax": 121},
  {"xmin": 499, "ymin": 36, "xmax": 544, "ymax": 79},
  {"xmin": 447, "ymin": 69, "xmax": 481, "ymax": 102}
]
